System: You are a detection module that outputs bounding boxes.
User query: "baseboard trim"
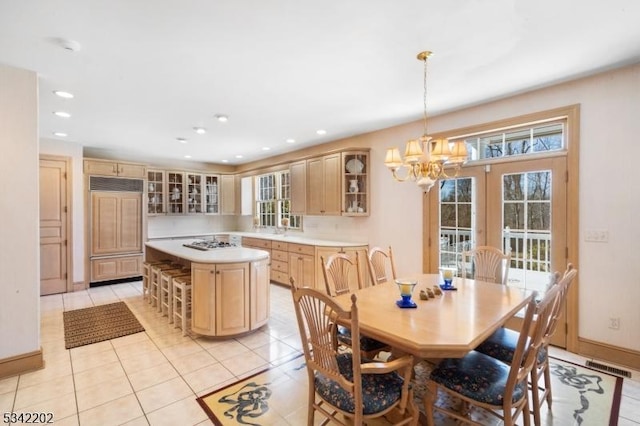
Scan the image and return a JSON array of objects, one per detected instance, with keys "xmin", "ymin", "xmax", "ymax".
[
  {"xmin": 72, "ymin": 280, "xmax": 86, "ymax": 291},
  {"xmin": 578, "ymin": 338, "xmax": 640, "ymax": 371},
  {"xmin": 0, "ymin": 348, "xmax": 44, "ymax": 379}
]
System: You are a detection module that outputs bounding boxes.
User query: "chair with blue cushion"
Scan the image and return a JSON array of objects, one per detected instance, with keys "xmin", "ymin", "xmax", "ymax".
[
  {"xmin": 462, "ymin": 246, "xmax": 511, "ymax": 285},
  {"xmin": 425, "ymin": 283, "xmax": 560, "ymax": 426},
  {"xmin": 290, "ymin": 285, "xmax": 418, "ymax": 426},
  {"xmin": 322, "ymin": 253, "xmax": 391, "ymax": 359},
  {"xmin": 473, "ymin": 264, "xmax": 578, "ymax": 426}
]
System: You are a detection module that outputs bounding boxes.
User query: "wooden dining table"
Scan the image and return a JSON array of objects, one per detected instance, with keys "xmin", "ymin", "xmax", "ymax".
[{"xmin": 332, "ymin": 274, "xmax": 534, "ymax": 359}]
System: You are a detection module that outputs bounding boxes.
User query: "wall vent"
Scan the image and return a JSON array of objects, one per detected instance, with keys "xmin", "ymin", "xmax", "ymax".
[
  {"xmin": 90, "ymin": 176, "xmax": 143, "ymax": 192},
  {"xmin": 585, "ymin": 360, "xmax": 632, "ymax": 378}
]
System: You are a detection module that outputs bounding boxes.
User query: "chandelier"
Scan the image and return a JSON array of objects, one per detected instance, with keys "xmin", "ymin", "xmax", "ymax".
[{"xmin": 384, "ymin": 51, "xmax": 468, "ymax": 192}]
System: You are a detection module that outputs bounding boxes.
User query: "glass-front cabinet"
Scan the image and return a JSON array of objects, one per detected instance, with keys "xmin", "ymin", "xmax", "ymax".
[
  {"xmin": 186, "ymin": 173, "xmax": 203, "ymax": 214},
  {"xmin": 147, "ymin": 170, "xmax": 165, "ymax": 215},
  {"xmin": 342, "ymin": 151, "xmax": 369, "ymax": 216},
  {"xmin": 204, "ymin": 175, "xmax": 220, "ymax": 214},
  {"xmin": 167, "ymin": 171, "xmax": 185, "ymax": 214}
]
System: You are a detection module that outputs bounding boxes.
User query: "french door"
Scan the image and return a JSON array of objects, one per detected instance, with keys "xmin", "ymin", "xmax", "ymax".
[{"xmin": 429, "ymin": 156, "xmax": 568, "ymax": 345}]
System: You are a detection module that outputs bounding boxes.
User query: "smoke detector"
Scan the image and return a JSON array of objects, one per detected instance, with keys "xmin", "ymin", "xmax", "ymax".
[{"xmin": 57, "ymin": 38, "xmax": 82, "ymax": 52}]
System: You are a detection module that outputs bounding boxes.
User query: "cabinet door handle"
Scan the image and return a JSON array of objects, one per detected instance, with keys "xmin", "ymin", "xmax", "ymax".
[{"xmin": 216, "ymin": 270, "xmax": 221, "ymax": 274}]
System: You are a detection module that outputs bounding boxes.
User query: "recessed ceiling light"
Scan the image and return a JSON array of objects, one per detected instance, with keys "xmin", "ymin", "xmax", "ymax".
[
  {"xmin": 215, "ymin": 114, "xmax": 228, "ymax": 122},
  {"xmin": 235, "ymin": 154, "xmax": 243, "ymax": 159},
  {"xmin": 286, "ymin": 138, "xmax": 295, "ymax": 144},
  {"xmin": 222, "ymin": 159, "xmax": 229, "ymax": 163},
  {"xmin": 176, "ymin": 138, "xmax": 187, "ymax": 144},
  {"xmin": 184, "ymin": 155, "xmax": 192, "ymax": 159},
  {"xmin": 53, "ymin": 90, "xmax": 74, "ymax": 99},
  {"xmin": 316, "ymin": 129, "xmax": 327, "ymax": 135},
  {"xmin": 262, "ymin": 147, "xmax": 271, "ymax": 151},
  {"xmin": 193, "ymin": 127, "xmax": 206, "ymax": 134},
  {"xmin": 53, "ymin": 132, "xmax": 67, "ymax": 137},
  {"xmin": 54, "ymin": 111, "xmax": 71, "ymax": 118}
]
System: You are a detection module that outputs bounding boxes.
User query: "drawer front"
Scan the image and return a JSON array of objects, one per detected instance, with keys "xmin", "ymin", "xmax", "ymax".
[
  {"xmin": 288, "ymin": 243, "xmax": 315, "ymax": 256},
  {"xmin": 271, "ymin": 249, "xmax": 288, "ymax": 262},
  {"xmin": 242, "ymin": 237, "xmax": 272, "ymax": 249},
  {"xmin": 271, "ymin": 259, "xmax": 289, "ymax": 273},
  {"xmin": 271, "ymin": 270, "xmax": 289, "ymax": 284},
  {"xmin": 91, "ymin": 255, "xmax": 142, "ymax": 282},
  {"xmin": 272, "ymin": 241, "xmax": 288, "ymax": 251}
]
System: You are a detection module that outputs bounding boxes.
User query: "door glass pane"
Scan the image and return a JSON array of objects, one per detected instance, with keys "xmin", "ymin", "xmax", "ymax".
[
  {"xmin": 439, "ymin": 177, "xmax": 474, "ymax": 274},
  {"xmin": 503, "ymin": 170, "xmax": 552, "ymax": 293}
]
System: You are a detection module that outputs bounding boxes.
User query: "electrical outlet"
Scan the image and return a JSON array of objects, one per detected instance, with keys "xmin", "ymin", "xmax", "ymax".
[
  {"xmin": 609, "ymin": 317, "xmax": 620, "ymax": 330},
  {"xmin": 585, "ymin": 229, "xmax": 609, "ymax": 243}
]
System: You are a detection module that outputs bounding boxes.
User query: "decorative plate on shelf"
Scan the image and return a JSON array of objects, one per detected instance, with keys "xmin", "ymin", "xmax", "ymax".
[{"xmin": 346, "ymin": 158, "xmax": 364, "ymax": 174}]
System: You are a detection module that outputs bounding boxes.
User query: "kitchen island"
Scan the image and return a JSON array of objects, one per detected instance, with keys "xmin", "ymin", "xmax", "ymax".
[{"xmin": 145, "ymin": 239, "xmax": 270, "ymax": 337}]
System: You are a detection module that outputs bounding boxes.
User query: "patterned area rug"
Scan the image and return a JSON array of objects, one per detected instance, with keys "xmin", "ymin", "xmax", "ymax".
[
  {"xmin": 63, "ymin": 302, "xmax": 145, "ymax": 349},
  {"xmin": 198, "ymin": 354, "xmax": 623, "ymax": 425}
]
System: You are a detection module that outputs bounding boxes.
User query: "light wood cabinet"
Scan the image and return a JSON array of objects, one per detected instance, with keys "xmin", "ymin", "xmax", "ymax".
[
  {"xmin": 342, "ymin": 151, "xmax": 370, "ymax": 216},
  {"xmin": 186, "ymin": 172, "xmax": 204, "ymax": 214},
  {"xmin": 191, "ymin": 260, "xmax": 269, "ymax": 337},
  {"xmin": 147, "ymin": 170, "xmax": 165, "ymax": 215},
  {"xmin": 289, "ymin": 160, "xmax": 306, "ymax": 214},
  {"xmin": 204, "ymin": 174, "xmax": 220, "ymax": 214},
  {"xmin": 84, "ymin": 159, "xmax": 146, "ymax": 179},
  {"xmin": 166, "ymin": 171, "xmax": 185, "ymax": 214},
  {"xmin": 306, "ymin": 153, "xmax": 341, "ymax": 215},
  {"xmin": 221, "ymin": 175, "xmax": 237, "ymax": 215},
  {"xmin": 289, "ymin": 243, "xmax": 316, "ymax": 290},
  {"xmin": 91, "ymin": 192, "xmax": 142, "ymax": 256},
  {"xmin": 91, "ymin": 255, "xmax": 142, "ymax": 282}
]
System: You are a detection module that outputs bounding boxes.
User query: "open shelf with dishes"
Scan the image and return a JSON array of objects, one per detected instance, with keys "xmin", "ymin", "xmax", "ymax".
[{"xmin": 342, "ymin": 151, "xmax": 369, "ymax": 216}]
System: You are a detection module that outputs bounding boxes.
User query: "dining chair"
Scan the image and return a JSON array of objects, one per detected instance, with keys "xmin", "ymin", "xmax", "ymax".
[
  {"xmin": 425, "ymin": 284, "xmax": 559, "ymax": 426},
  {"xmin": 321, "ymin": 253, "xmax": 390, "ymax": 359},
  {"xmin": 474, "ymin": 264, "xmax": 578, "ymax": 426},
  {"xmin": 461, "ymin": 245, "xmax": 511, "ymax": 285},
  {"xmin": 290, "ymin": 285, "xmax": 418, "ymax": 426},
  {"xmin": 367, "ymin": 246, "xmax": 397, "ymax": 285}
]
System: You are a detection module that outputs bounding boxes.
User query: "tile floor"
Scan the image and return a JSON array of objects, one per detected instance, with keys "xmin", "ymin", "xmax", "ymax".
[{"xmin": 0, "ymin": 281, "xmax": 638, "ymax": 425}]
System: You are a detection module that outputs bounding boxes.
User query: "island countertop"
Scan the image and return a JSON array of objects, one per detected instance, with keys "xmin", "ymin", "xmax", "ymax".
[{"xmin": 145, "ymin": 239, "xmax": 270, "ymax": 263}]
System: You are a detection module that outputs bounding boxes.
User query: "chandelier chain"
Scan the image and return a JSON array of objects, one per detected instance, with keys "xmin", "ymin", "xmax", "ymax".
[{"xmin": 423, "ymin": 54, "xmax": 428, "ymax": 137}]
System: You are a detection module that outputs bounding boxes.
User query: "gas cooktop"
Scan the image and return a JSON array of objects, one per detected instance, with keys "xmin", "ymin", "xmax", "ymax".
[{"xmin": 182, "ymin": 240, "xmax": 236, "ymax": 251}]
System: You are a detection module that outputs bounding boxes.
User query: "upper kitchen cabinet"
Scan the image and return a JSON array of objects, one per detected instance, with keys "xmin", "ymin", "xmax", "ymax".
[
  {"xmin": 342, "ymin": 151, "xmax": 370, "ymax": 216},
  {"xmin": 186, "ymin": 172, "xmax": 204, "ymax": 214},
  {"xmin": 204, "ymin": 174, "xmax": 220, "ymax": 214},
  {"xmin": 147, "ymin": 170, "xmax": 165, "ymax": 215},
  {"xmin": 289, "ymin": 160, "xmax": 306, "ymax": 214},
  {"xmin": 306, "ymin": 153, "xmax": 341, "ymax": 215},
  {"xmin": 167, "ymin": 171, "xmax": 185, "ymax": 214},
  {"xmin": 220, "ymin": 175, "xmax": 237, "ymax": 215},
  {"xmin": 84, "ymin": 159, "xmax": 147, "ymax": 179}
]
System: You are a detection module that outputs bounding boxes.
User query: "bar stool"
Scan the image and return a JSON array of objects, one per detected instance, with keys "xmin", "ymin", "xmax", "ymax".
[
  {"xmin": 142, "ymin": 260, "xmax": 169, "ymax": 301},
  {"xmin": 160, "ymin": 268, "xmax": 190, "ymax": 320},
  {"xmin": 172, "ymin": 276, "xmax": 192, "ymax": 336},
  {"xmin": 150, "ymin": 262, "xmax": 181, "ymax": 307}
]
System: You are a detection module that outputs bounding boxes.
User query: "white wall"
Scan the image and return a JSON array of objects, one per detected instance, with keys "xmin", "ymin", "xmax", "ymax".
[
  {"xmin": 39, "ymin": 138, "xmax": 84, "ymax": 283},
  {"xmin": 0, "ymin": 64, "xmax": 40, "ymax": 359}
]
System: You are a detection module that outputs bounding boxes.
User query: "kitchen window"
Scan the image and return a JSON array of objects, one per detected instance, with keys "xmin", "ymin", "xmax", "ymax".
[{"xmin": 255, "ymin": 171, "xmax": 302, "ymax": 230}]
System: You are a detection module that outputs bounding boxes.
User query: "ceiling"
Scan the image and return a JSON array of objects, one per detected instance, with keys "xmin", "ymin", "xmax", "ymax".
[{"xmin": 1, "ymin": 1, "xmax": 639, "ymax": 166}]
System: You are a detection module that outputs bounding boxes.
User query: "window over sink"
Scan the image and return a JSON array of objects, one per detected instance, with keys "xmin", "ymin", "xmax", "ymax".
[{"xmin": 255, "ymin": 170, "xmax": 302, "ymax": 230}]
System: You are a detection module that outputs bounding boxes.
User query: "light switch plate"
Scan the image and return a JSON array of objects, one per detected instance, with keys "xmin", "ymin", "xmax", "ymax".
[{"xmin": 585, "ymin": 229, "xmax": 609, "ymax": 243}]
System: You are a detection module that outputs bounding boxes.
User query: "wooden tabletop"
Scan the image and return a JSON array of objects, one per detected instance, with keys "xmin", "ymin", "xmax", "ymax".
[{"xmin": 332, "ymin": 274, "xmax": 533, "ymax": 359}]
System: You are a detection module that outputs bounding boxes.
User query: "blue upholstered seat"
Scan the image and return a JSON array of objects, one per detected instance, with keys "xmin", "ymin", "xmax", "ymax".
[
  {"xmin": 337, "ymin": 325, "xmax": 389, "ymax": 354},
  {"xmin": 429, "ymin": 350, "xmax": 527, "ymax": 405},
  {"xmin": 475, "ymin": 326, "xmax": 547, "ymax": 364},
  {"xmin": 315, "ymin": 353, "xmax": 405, "ymax": 415}
]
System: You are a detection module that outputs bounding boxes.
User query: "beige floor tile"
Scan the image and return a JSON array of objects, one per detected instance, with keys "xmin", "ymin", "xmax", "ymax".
[
  {"xmin": 76, "ymin": 376, "xmax": 133, "ymax": 412},
  {"xmin": 146, "ymin": 395, "xmax": 208, "ymax": 426},
  {"xmin": 135, "ymin": 376, "xmax": 193, "ymax": 414},
  {"xmin": 220, "ymin": 351, "xmax": 269, "ymax": 376},
  {"xmin": 0, "ymin": 376, "xmax": 18, "ymax": 394},
  {"xmin": 73, "ymin": 360, "xmax": 127, "ymax": 391},
  {"xmin": 160, "ymin": 340, "xmax": 203, "ymax": 361},
  {"xmin": 205, "ymin": 340, "xmax": 250, "ymax": 361},
  {"xmin": 618, "ymin": 417, "xmax": 640, "ymax": 426},
  {"xmin": 0, "ymin": 391, "xmax": 15, "ymax": 413},
  {"xmin": 620, "ymin": 394, "xmax": 640, "ymax": 424},
  {"xmin": 16, "ymin": 391, "xmax": 77, "ymax": 422},
  {"xmin": 253, "ymin": 340, "xmax": 299, "ymax": 364},
  {"xmin": 110, "ymin": 330, "xmax": 152, "ymax": 348},
  {"xmin": 70, "ymin": 340, "xmax": 114, "ymax": 359},
  {"xmin": 51, "ymin": 414, "xmax": 79, "ymax": 426},
  {"xmin": 17, "ymin": 358, "xmax": 72, "ymax": 389},
  {"xmin": 71, "ymin": 348, "xmax": 120, "ymax": 374},
  {"xmin": 235, "ymin": 330, "xmax": 276, "ymax": 349},
  {"xmin": 114, "ymin": 339, "xmax": 160, "ymax": 360},
  {"xmin": 623, "ymin": 377, "xmax": 640, "ymax": 397},
  {"xmin": 120, "ymin": 349, "xmax": 168, "ymax": 375},
  {"xmin": 78, "ymin": 394, "xmax": 144, "ymax": 426},
  {"xmin": 13, "ymin": 375, "xmax": 74, "ymax": 410},
  {"xmin": 169, "ymin": 349, "xmax": 217, "ymax": 376},
  {"xmin": 182, "ymin": 363, "xmax": 235, "ymax": 394},
  {"xmin": 121, "ymin": 415, "xmax": 151, "ymax": 426},
  {"xmin": 150, "ymin": 331, "xmax": 195, "ymax": 349},
  {"xmin": 128, "ymin": 361, "xmax": 179, "ymax": 392}
]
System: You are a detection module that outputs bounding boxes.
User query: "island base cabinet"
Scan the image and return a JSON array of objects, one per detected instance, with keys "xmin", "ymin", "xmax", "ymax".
[{"xmin": 192, "ymin": 261, "xmax": 266, "ymax": 337}]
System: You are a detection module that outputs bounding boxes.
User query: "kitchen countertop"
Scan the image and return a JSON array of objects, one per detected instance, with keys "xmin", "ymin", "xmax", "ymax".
[
  {"xmin": 149, "ymin": 231, "xmax": 368, "ymax": 247},
  {"xmin": 145, "ymin": 239, "xmax": 270, "ymax": 263}
]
